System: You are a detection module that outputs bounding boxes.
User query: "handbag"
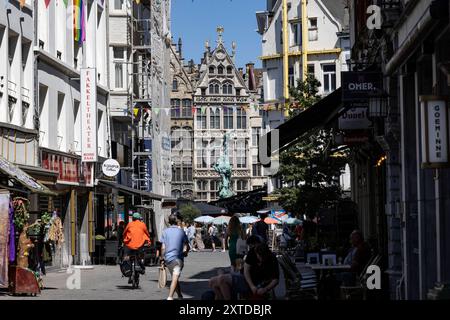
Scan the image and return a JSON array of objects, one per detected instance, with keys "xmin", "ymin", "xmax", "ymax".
[
  {"xmin": 158, "ymin": 261, "xmax": 167, "ymax": 289},
  {"xmin": 236, "ymin": 237, "xmax": 247, "ymax": 256}
]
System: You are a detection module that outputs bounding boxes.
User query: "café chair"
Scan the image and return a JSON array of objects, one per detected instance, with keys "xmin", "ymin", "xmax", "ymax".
[
  {"xmin": 306, "ymin": 253, "xmax": 320, "ymax": 265},
  {"xmin": 340, "ymin": 254, "xmax": 381, "ymax": 300},
  {"xmin": 321, "ymin": 254, "xmax": 337, "ymax": 266},
  {"xmin": 277, "ymin": 254, "xmax": 318, "ymax": 300}
]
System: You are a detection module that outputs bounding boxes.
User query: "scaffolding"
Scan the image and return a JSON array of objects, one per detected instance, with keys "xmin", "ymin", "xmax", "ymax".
[{"xmin": 127, "ymin": 0, "xmax": 153, "ymax": 205}]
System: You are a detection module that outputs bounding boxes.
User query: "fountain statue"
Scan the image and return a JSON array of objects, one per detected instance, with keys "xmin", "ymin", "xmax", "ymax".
[{"xmin": 213, "ymin": 133, "xmax": 234, "ymax": 199}]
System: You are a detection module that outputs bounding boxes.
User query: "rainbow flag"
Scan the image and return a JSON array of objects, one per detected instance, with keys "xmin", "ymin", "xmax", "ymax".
[{"xmin": 73, "ymin": 0, "xmax": 86, "ymax": 43}]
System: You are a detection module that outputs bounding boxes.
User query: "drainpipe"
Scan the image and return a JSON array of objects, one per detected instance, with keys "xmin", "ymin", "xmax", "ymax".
[
  {"xmin": 301, "ymin": 0, "xmax": 308, "ymax": 80},
  {"xmin": 33, "ymin": 0, "xmax": 40, "ymax": 167},
  {"xmin": 282, "ymin": 0, "xmax": 289, "ymax": 104}
]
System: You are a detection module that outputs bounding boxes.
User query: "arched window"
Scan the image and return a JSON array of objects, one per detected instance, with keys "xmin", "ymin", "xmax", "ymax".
[
  {"xmin": 172, "ymin": 78, "xmax": 178, "ymax": 91},
  {"xmin": 218, "ymin": 65, "xmax": 224, "ymax": 74},
  {"xmin": 227, "ymin": 66, "xmax": 233, "ymax": 74},
  {"xmin": 182, "ymin": 190, "xmax": 193, "ymax": 199},
  {"xmin": 209, "ymin": 81, "xmax": 220, "ymax": 94},
  {"xmin": 209, "ymin": 66, "xmax": 215, "ymax": 74},
  {"xmin": 172, "ymin": 189, "xmax": 181, "ymax": 199},
  {"xmin": 223, "ymin": 82, "xmax": 233, "ymax": 95}
]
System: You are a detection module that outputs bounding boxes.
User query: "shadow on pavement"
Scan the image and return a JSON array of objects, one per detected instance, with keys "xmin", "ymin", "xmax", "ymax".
[{"xmin": 189, "ymin": 267, "xmax": 226, "ymax": 280}]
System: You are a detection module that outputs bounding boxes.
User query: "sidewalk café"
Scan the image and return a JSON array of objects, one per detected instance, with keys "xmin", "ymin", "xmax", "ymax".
[{"xmin": 0, "ymin": 155, "xmax": 59, "ymax": 296}]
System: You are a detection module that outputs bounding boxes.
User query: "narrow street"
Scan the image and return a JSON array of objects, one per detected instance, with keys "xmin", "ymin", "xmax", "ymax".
[{"xmin": 1, "ymin": 252, "xmax": 230, "ymax": 300}]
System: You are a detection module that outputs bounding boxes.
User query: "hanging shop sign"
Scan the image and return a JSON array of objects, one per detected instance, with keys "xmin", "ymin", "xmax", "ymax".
[
  {"xmin": 338, "ymin": 107, "xmax": 372, "ymax": 130},
  {"xmin": 341, "ymin": 72, "xmax": 383, "ymax": 102},
  {"xmin": 420, "ymin": 96, "xmax": 450, "ymax": 168},
  {"xmin": 81, "ymin": 68, "xmax": 98, "ymax": 162},
  {"xmin": 102, "ymin": 159, "xmax": 120, "ymax": 177}
]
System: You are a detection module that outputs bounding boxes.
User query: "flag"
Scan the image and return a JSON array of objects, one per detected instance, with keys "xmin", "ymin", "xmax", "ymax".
[
  {"xmin": 192, "ymin": 106, "xmax": 196, "ymax": 114},
  {"xmin": 154, "ymin": 107, "xmax": 160, "ymax": 115},
  {"xmin": 74, "ymin": 0, "xmax": 86, "ymax": 43},
  {"xmin": 135, "ymin": 0, "xmax": 141, "ymax": 3},
  {"xmin": 201, "ymin": 106, "xmax": 206, "ymax": 114},
  {"xmin": 63, "ymin": 0, "xmax": 68, "ymax": 7},
  {"xmin": 19, "ymin": 0, "xmax": 25, "ymax": 8},
  {"xmin": 45, "ymin": 0, "xmax": 51, "ymax": 8}
]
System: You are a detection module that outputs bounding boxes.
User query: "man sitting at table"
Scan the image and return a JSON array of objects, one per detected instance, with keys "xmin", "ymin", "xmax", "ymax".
[{"xmin": 339, "ymin": 230, "xmax": 371, "ymax": 285}]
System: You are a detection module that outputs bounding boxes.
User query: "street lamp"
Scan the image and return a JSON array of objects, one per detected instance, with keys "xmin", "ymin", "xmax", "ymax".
[{"xmin": 368, "ymin": 90, "xmax": 388, "ymax": 118}]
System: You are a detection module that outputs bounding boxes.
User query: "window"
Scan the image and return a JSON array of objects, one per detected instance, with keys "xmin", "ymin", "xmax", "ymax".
[
  {"xmin": 181, "ymin": 128, "xmax": 192, "ymax": 149},
  {"xmin": 171, "ymin": 127, "xmax": 181, "ymax": 150},
  {"xmin": 182, "ymin": 190, "xmax": 193, "ymax": 199},
  {"xmin": 210, "ymin": 180, "xmax": 220, "ymax": 200},
  {"xmin": 223, "ymin": 82, "xmax": 233, "ymax": 95},
  {"xmin": 309, "ymin": 18, "xmax": 318, "ymax": 41},
  {"xmin": 227, "ymin": 66, "xmax": 233, "ymax": 75},
  {"xmin": 209, "ymin": 66, "xmax": 215, "ymax": 74},
  {"xmin": 113, "ymin": 47, "xmax": 125, "ymax": 89},
  {"xmin": 182, "ymin": 159, "xmax": 192, "ymax": 181},
  {"xmin": 209, "ymin": 81, "xmax": 220, "ymax": 94},
  {"xmin": 172, "ymin": 78, "xmax": 178, "ymax": 91},
  {"xmin": 196, "ymin": 110, "xmax": 207, "ymax": 129},
  {"xmin": 8, "ymin": 100, "xmax": 15, "ymax": 123},
  {"xmin": 114, "ymin": 0, "xmax": 124, "ymax": 10},
  {"xmin": 172, "ymin": 166, "xmax": 182, "ymax": 182},
  {"xmin": 196, "ymin": 140, "xmax": 208, "ymax": 168},
  {"xmin": 236, "ymin": 180, "xmax": 248, "ymax": 193},
  {"xmin": 323, "ymin": 64, "xmax": 336, "ymax": 93},
  {"xmin": 236, "ymin": 140, "xmax": 247, "ymax": 168},
  {"xmin": 196, "ymin": 180, "xmax": 208, "ymax": 200},
  {"xmin": 218, "ymin": 65, "xmax": 224, "ymax": 74},
  {"xmin": 237, "ymin": 107, "xmax": 247, "ymax": 129},
  {"xmin": 172, "ymin": 189, "xmax": 181, "ymax": 199},
  {"xmin": 252, "ymin": 127, "xmax": 261, "ymax": 147},
  {"xmin": 210, "ymin": 143, "xmax": 220, "ymax": 167},
  {"xmin": 182, "ymin": 99, "xmax": 192, "ymax": 117},
  {"xmin": 171, "ymin": 99, "xmax": 181, "ymax": 118},
  {"xmin": 288, "ymin": 66, "xmax": 295, "ymax": 88},
  {"xmin": 223, "ymin": 108, "xmax": 233, "ymax": 129},
  {"xmin": 291, "ymin": 22, "xmax": 301, "ymax": 46},
  {"xmin": 252, "ymin": 155, "xmax": 262, "ymax": 176},
  {"xmin": 22, "ymin": 102, "xmax": 29, "ymax": 126},
  {"xmin": 307, "ymin": 64, "xmax": 315, "ymax": 76},
  {"xmin": 210, "ymin": 108, "xmax": 220, "ymax": 129}
]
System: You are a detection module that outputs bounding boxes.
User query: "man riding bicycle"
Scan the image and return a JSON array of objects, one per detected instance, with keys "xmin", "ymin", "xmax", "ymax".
[{"xmin": 122, "ymin": 212, "xmax": 151, "ymax": 280}]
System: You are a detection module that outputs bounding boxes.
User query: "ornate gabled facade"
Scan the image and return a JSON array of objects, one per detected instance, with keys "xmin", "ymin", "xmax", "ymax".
[
  {"xmin": 170, "ymin": 38, "xmax": 199, "ymax": 200},
  {"xmin": 193, "ymin": 29, "xmax": 263, "ymax": 203}
]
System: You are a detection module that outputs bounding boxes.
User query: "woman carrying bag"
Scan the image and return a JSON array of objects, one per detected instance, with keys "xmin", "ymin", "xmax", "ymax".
[{"xmin": 226, "ymin": 216, "xmax": 245, "ymax": 272}]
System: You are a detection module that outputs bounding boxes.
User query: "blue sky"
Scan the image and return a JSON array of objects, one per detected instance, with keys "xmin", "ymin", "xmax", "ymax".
[{"xmin": 171, "ymin": 0, "xmax": 265, "ymax": 68}]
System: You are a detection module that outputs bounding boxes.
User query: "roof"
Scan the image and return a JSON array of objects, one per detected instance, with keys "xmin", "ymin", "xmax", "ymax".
[{"xmin": 319, "ymin": 0, "xmax": 349, "ymax": 29}]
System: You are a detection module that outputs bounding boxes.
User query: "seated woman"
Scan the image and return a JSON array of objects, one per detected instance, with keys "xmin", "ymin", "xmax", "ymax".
[{"xmin": 208, "ymin": 237, "xmax": 279, "ymax": 300}]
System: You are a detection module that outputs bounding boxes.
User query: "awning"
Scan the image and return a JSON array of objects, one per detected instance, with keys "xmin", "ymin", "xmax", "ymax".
[
  {"xmin": 262, "ymin": 88, "xmax": 344, "ymax": 154},
  {"xmin": 0, "ymin": 156, "xmax": 56, "ymax": 195},
  {"xmin": 97, "ymin": 179, "xmax": 166, "ymax": 201},
  {"xmin": 193, "ymin": 202, "xmax": 228, "ymax": 216}
]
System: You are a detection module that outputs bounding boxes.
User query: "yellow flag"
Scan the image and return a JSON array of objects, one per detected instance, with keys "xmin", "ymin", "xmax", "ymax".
[{"xmin": 19, "ymin": 0, "xmax": 26, "ymax": 8}]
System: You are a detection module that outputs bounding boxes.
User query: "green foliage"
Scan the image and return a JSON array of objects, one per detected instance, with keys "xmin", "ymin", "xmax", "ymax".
[
  {"xmin": 179, "ymin": 203, "xmax": 201, "ymax": 224},
  {"xmin": 288, "ymin": 74, "xmax": 322, "ymax": 118},
  {"xmin": 275, "ymin": 76, "xmax": 349, "ymax": 217},
  {"xmin": 13, "ymin": 197, "xmax": 30, "ymax": 232}
]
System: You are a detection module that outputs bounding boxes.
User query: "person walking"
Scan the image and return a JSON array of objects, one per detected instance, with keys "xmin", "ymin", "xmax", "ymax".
[
  {"xmin": 221, "ymin": 224, "xmax": 227, "ymax": 252},
  {"xmin": 195, "ymin": 223, "xmax": 205, "ymax": 250},
  {"xmin": 208, "ymin": 224, "xmax": 219, "ymax": 252},
  {"xmin": 226, "ymin": 216, "xmax": 244, "ymax": 272},
  {"xmin": 187, "ymin": 223, "xmax": 197, "ymax": 252},
  {"xmin": 252, "ymin": 212, "xmax": 269, "ymax": 244},
  {"xmin": 160, "ymin": 214, "xmax": 190, "ymax": 300}
]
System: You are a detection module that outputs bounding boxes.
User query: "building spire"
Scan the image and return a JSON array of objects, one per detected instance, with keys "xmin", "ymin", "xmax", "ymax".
[{"xmin": 216, "ymin": 26, "xmax": 224, "ymax": 45}]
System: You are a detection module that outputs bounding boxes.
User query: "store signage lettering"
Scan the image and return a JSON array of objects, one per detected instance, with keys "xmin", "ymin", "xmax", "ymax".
[
  {"xmin": 81, "ymin": 68, "xmax": 98, "ymax": 162},
  {"xmin": 102, "ymin": 159, "xmax": 121, "ymax": 177},
  {"xmin": 420, "ymin": 96, "xmax": 449, "ymax": 167},
  {"xmin": 342, "ymin": 72, "xmax": 382, "ymax": 101},
  {"xmin": 339, "ymin": 107, "xmax": 372, "ymax": 130}
]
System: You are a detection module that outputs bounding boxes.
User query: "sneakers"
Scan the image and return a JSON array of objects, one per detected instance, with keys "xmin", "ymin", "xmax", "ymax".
[{"xmin": 167, "ymin": 297, "xmax": 174, "ymax": 300}]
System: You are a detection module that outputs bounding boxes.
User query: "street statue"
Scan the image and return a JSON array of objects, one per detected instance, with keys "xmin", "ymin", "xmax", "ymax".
[{"xmin": 213, "ymin": 133, "xmax": 234, "ymax": 199}]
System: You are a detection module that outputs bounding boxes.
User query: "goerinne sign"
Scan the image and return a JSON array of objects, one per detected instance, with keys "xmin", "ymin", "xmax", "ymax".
[
  {"xmin": 420, "ymin": 96, "xmax": 450, "ymax": 168},
  {"xmin": 341, "ymin": 72, "xmax": 383, "ymax": 101}
]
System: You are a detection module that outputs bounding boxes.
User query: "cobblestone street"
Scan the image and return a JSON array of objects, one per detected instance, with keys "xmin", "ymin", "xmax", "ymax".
[{"xmin": 0, "ymin": 251, "xmax": 231, "ymax": 300}]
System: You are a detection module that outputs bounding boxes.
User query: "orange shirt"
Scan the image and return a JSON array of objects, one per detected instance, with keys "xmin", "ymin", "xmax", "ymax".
[{"xmin": 123, "ymin": 220, "xmax": 150, "ymax": 250}]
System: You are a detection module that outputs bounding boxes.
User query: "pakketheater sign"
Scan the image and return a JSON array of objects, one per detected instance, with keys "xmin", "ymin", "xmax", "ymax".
[
  {"xmin": 420, "ymin": 96, "xmax": 450, "ymax": 168},
  {"xmin": 81, "ymin": 68, "xmax": 98, "ymax": 162},
  {"xmin": 341, "ymin": 72, "xmax": 383, "ymax": 102}
]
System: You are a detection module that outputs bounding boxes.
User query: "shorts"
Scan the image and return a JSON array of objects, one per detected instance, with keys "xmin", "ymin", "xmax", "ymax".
[
  {"xmin": 231, "ymin": 273, "xmax": 251, "ymax": 295},
  {"xmin": 166, "ymin": 258, "xmax": 184, "ymax": 276}
]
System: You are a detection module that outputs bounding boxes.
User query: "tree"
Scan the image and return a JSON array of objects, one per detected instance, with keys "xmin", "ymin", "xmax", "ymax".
[
  {"xmin": 274, "ymin": 75, "xmax": 349, "ymax": 218},
  {"xmin": 179, "ymin": 203, "xmax": 201, "ymax": 224}
]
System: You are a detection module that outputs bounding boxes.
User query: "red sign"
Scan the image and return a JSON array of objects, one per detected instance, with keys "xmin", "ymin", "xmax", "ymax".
[{"xmin": 42, "ymin": 151, "xmax": 93, "ymax": 185}]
